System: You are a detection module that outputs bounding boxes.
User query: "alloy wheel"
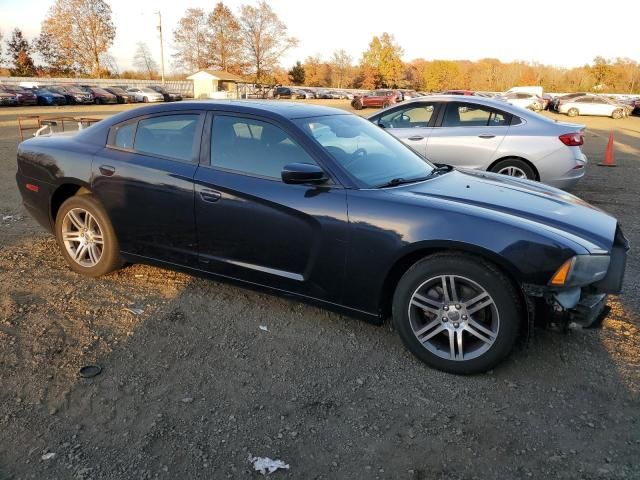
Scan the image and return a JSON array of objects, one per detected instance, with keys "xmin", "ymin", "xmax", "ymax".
[
  {"xmin": 497, "ymin": 166, "xmax": 528, "ymax": 178},
  {"xmin": 61, "ymin": 208, "xmax": 104, "ymax": 267},
  {"xmin": 408, "ymin": 275, "xmax": 499, "ymax": 361}
]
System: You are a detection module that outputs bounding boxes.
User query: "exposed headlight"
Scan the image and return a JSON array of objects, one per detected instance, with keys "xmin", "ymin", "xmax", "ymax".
[{"xmin": 549, "ymin": 255, "xmax": 610, "ymax": 287}]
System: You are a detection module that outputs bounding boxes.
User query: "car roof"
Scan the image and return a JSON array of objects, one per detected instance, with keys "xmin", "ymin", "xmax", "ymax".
[
  {"xmin": 115, "ymin": 100, "xmax": 350, "ymax": 120},
  {"xmin": 368, "ymin": 94, "xmax": 550, "ymax": 122}
]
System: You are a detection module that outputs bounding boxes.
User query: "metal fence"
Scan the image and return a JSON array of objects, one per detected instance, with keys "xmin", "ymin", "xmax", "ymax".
[{"xmin": 0, "ymin": 76, "xmax": 194, "ymax": 97}]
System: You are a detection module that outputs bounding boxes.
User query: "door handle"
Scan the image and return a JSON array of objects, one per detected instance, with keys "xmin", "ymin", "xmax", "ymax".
[
  {"xmin": 408, "ymin": 136, "xmax": 424, "ymax": 141},
  {"xmin": 99, "ymin": 165, "xmax": 115, "ymax": 176},
  {"xmin": 478, "ymin": 134, "xmax": 495, "ymax": 139},
  {"xmin": 200, "ymin": 190, "xmax": 222, "ymax": 203}
]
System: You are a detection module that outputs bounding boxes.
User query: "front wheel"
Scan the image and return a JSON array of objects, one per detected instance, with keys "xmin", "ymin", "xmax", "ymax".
[
  {"xmin": 352, "ymin": 100, "xmax": 363, "ymax": 110},
  {"xmin": 567, "ymin": 108, "xmax": 578, "ymax": 117},
  {"xmin": 143, "ymin": 96, "xmax": 149, "ymax": 103},
  {"xmin": 55, "ymin": 194, "xmax": 121, "ymax": 277},
  {"xmin": 612, "ymin": 109, "xmax": 623, "ymax": 119},
  {"xmin": 392, "ymin": 253, "xmax": 522, "ymax": 374}
]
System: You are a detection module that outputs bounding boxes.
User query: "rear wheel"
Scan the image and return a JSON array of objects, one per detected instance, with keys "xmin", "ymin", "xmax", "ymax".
[
  {"xmin": 567, "ymin": 108, "xmax": 579, "ymax": 117},
  {"xmin": 55, "ymin": 194, "xmax": 121, "ymax": 277},
  {"xmin": 612, "ymin": 109, "xmax": 623, "ymax": 119},
  {"xmin": 489, "ymin": 158, "xmax": 536, "ymax": 181},
  {"xmin": 143, "ymin": 96, "xmax": 149, "ymax": 103},
  {"xmin": 382, "ymin": 101, "xmax": 390, "ymax": 109},
  {"xmin": 392, "ymin": 253, "xmax": 522, "ymax": 374}
]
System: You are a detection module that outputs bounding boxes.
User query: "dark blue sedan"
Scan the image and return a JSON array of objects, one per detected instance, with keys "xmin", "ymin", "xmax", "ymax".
[{"xmin": 15, "ymin": 101, "xmax": 628, "ymax": 373}]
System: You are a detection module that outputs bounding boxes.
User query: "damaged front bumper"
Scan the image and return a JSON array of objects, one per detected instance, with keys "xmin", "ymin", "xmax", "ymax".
[{"xmin": 526, "ymin": 225, "xmax": 629, "ymax": 329}]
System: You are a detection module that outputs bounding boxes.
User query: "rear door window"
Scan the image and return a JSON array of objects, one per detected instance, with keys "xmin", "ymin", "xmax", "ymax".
[{"xmin": 442, "ymin": 102, "xmax": 509, "ymax": 127}]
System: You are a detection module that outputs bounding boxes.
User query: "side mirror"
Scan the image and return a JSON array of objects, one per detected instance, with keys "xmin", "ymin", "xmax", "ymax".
[{"xmin": 282, "ymin": 163, "xmax": 328, "ymax": 185}]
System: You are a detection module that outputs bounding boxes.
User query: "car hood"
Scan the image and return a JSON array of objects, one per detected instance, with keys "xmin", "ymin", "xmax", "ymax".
[{"xmin": 390, "ymin": 169, "xmax": 617, "ymax": 252}]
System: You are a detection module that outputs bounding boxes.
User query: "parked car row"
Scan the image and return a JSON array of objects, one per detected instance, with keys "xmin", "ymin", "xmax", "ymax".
[
  {"xmin": 0, "ymin": 83, "xmax": 183, "ymax": 106},
  {"xmin": 548, "ymin": 92, "xmax": 634, "ymax": 119}
]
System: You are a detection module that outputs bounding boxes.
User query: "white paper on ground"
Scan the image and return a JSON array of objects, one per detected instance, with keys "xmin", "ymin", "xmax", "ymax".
[
  {"xmin": 248, "ymin": 455, "xmax": 289, "ymax": 475},
  {"xmin": 259, "ymin": 325, "xmax": 269, "ymax": 332}
]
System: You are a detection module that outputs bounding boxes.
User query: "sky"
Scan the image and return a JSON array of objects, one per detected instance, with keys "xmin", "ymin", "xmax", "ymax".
[{"xmin": 1, "ymin": 0, "xmax": 639, "ymax": 73}]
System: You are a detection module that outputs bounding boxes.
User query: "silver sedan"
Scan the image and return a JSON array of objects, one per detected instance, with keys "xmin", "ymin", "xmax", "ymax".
[{"xmin": 367, "ymin": 95, "xmax": 587, "ymax": 190}]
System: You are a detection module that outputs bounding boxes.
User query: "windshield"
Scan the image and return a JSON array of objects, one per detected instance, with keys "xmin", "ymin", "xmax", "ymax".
[
  {"xmin": 142, "ymin": 88, "xmax": 158, "ymax": 93},
  {"xmin": 295, "ymin": 114, "xmax": 434, "ymax": 188}
]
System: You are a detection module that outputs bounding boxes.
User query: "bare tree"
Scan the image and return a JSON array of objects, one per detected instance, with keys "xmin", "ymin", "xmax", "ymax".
[
  {"xmin": 100, "ymin": 52, "xmax": 119, "ymax": 77},
  {"xmin": 207, "ymin": 2, "xmax": 243, "ymax": 72},
  {"xmin": 34, "ymin": 31, "xmax": 74, "ymax": 75},
  {"xmin": 133, "ymin": 42, "xmax": 158, "ymax": 79},
  {"xmin": 238, "ymin": 1, "xmax": 298, "ymax": 82},
  {"xmin": 40, "ymin": 0, "xmax": 115, "ymax": 77},
  {"xmin": 172, "ymin": 8, "xmax": 209, "ymax": 72},
  {"xmin": 330, "ymin": 49, "xmax": 352, "ymax": 88}
]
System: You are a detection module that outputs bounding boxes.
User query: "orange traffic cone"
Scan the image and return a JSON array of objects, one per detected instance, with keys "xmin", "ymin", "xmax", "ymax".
[{"xmin": 598, "ymin": 131, "xmax": 617, "ymax": 167}]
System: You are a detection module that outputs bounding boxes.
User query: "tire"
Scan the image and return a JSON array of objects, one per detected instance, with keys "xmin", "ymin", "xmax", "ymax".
[
  {"xmin": 352, "ymin": 100, "xmax": 363, "ymax": 110},
  {"xmin": 54, "ymin": 194, "xmax": 121, "ymax": 278},
  {"xmin": 612, "ymin": 109, "xmax": 622, "ymax": 119},
  {"xmin": 143, "ymin": 96, "xmax": 149, "ymax": 103},
  {"xmin": 567, "ymin": 108, "xmax": 579, "ymax": 117},
  {"xmin": 489, "ymin": 158, "xmax": 536, "ymax": 181},
  {"xmin": 382, "ymin": 101, "xmax": 390, "ymax": 109},
  {"xmin": 392, "ymin": 253, "xmax": 522, "ymax": 374},
  {"xmin": 275, "ymin": 94, "xmax": 281, "ymax": 100}
]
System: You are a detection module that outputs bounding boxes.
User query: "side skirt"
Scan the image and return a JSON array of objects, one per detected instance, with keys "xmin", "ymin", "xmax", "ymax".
[{"xmin": 120, "ymin": 251, "xmax": 383, "ymax": 325}]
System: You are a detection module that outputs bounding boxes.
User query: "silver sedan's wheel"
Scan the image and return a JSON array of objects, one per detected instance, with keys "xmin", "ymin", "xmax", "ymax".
[
  {"xmin": 497, "ymin": 166, "xmax": 527, "ymax": 178},
  {"xmin": 408, "ymin": 275, "xmax": 499, "ymax": 361},
  {"xmin": 61, "ymin": 208, "xmax": 104, "ymax": 267}
]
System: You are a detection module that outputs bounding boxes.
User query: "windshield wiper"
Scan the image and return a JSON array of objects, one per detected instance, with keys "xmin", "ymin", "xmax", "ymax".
[{"xmin": 376, "ymin": 166, "xmax": 452, "ymax": 188}]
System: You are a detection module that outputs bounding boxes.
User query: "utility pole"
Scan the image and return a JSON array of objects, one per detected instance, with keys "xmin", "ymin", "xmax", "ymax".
[{"xmin": 155, "ymin": 11, "xmax": 165, "ymax": 84}]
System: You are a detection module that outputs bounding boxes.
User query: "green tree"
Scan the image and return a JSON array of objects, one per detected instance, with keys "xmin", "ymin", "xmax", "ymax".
[
  {"xmin": 6, "ymin": 29, "xmax": 35, "ymax": 76},
  {"xmin": 361, "ymin": 33, "xmax": 404, "ymax": 87},
  {"xmin": 288, "ymin": 61, "xmax": 305, "ymax": 85}
]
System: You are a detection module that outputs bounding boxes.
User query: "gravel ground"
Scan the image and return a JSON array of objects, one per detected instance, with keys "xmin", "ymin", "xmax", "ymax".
[{"xmin": 0, "ymin": 102, "xmax": 638, "ymax": 479}]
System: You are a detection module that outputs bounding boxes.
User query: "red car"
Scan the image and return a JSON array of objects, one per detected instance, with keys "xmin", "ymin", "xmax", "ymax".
[{"xmin": 351, "ymin": 90, "xmax": 399, "ymax": 110}]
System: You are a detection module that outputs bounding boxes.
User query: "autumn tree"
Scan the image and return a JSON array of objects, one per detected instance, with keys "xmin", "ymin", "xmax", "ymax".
[
  {"xmin": 207, "ymin": 2, "xmax": 243, "ymax": 72},
  {"xmin": 173, "ymin": 8, "xmax": 210, "ymax": 72},
  {"xmin": 288, "ymin": 61, "xmax": 305, "ymax": 85},
  {"xmin": 40, "ymin": 0, "xmax": 115, "ymax": 76},
  {"xmin": 303, "ymin": 55, "xmax": 331, "ymax": 87},
  {"xmin": 238, "ymin": 1, "xmax": 298, "ymax": 82},
  {"xmin": 330, "ymin": 49, "xmax": 352, "ymax": 88},
  {"xmin": 33, "ymin": 31, "xmax": 74, "ymax": 75},
  {"xmin": 361, "ymin": 33, "xmax": 404, "ymax": 87},
  {"xmin": 6, "ymin": 29, "xmax": 35, "ymax": 76},
  {"xmin": 133, "ymin": 42, "xmax": 158, "ymax": 79},
  {"xmin": 422, "ymin": 60, "xmax": 459, "ymax": 91}
]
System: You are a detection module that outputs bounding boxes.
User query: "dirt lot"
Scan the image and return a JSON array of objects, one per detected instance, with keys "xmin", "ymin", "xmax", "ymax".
[{"xmin": 0, "ymin": 101, "xmax": 638, "ymax": 480}]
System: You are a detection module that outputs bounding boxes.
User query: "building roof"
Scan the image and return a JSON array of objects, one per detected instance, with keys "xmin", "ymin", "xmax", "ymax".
[{"xmin": 186, "ymin": 70, "xmax": 246, "ymax": 82}]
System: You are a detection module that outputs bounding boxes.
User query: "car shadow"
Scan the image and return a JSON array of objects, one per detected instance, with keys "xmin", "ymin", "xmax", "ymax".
[{"xmin": 0, "ymin": 235, "xmax": 638, "ymax": 479}]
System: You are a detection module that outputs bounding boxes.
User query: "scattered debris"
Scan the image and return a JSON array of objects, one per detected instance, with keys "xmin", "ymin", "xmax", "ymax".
[
  {"xmin": 79, "ymin": 365, "xmax": 102, "ymax": 378},
  {"xmin": 123, "ymin": 307, "xmax": 144, "ymax": 315},
  {"xmin": 41, "ymin": 452, "xmax": 56, "ymax": 461},
  {"xmin": 248, "ymin": 455, "xmax": 290, "ymax": 475},
  {"xmin": 2, "ymin": 215, "xmax": 14, "ymax": 221},
  {"xmin": 181, "ymin": 397, "xmax": 194, "ymax": 403},
  {"xmin": 259, "ymin": 325, "xmax": 269, "ymax": 332}
]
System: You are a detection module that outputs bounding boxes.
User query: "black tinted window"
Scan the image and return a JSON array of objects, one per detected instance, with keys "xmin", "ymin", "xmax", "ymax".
[
  {"xmin": 133, "ymin": 114, "xmax": 199, "ymax": 161},
  {"xmin": 211, "ymin": 116, "xmax": 317, "ymax": 179},
  {"xmin": 113, "ymin": 123, "xmax": 135, "ymax": 149}
]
